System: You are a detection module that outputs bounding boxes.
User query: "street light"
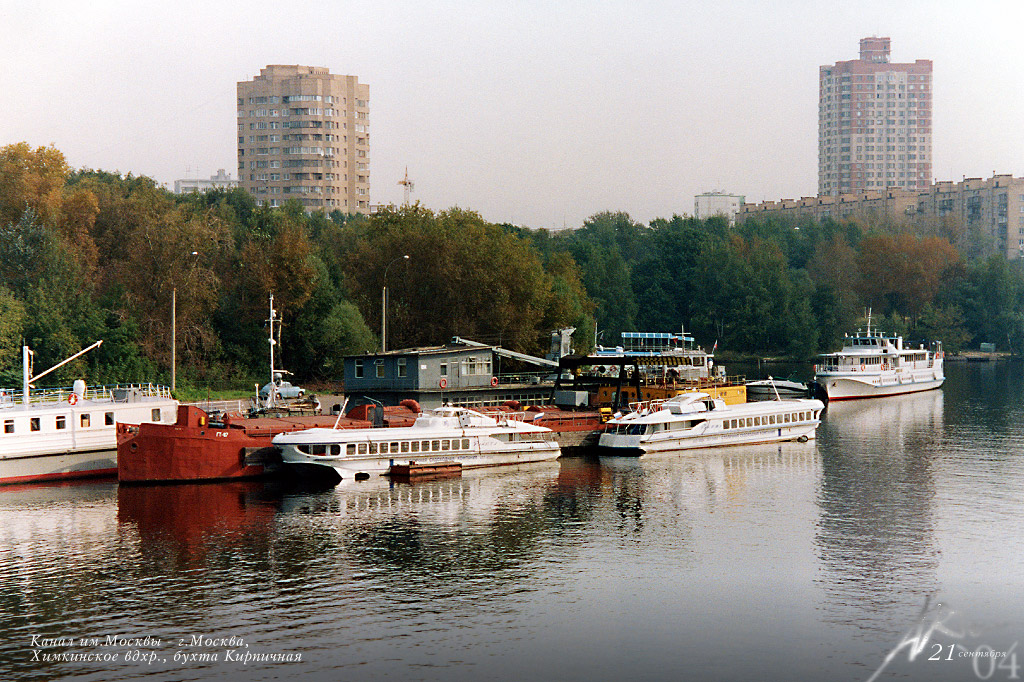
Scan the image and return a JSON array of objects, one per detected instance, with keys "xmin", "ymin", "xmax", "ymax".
[
  {"xmin": 381, "ymin": 254, "xmax": 409, "ymax": 352},
  {"xmin": 172, "ymin": 251, "xmax": 200, "ymax": 392}
]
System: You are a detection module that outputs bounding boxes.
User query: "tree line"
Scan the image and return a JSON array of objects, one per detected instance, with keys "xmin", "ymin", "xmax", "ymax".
[{"xmin": 1, "ymin": 142, "xmax": 1021, "ymax": 389}]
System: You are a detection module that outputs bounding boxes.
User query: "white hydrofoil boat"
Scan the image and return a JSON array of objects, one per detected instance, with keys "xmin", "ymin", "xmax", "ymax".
[
  {"xmin": 274, "ymin": 405, "xmax": 561, "ymax": 482},
  {"xmin": 598, "ymin": 392, "xmax": 823, "ymax": 456}
]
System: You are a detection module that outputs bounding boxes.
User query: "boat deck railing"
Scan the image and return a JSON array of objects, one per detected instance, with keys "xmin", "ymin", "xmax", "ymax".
[
  {"xmin": 0, "ymin": 383, "xmax": 172, "ymax": 407},
  {"xmin": 185, "ymin": 399, "xmax": 253, "ymax": 415},
  {"xmin": 626, "ymin": 398, "xmax": 668, "ymax": 415},
  {"xmin": 495, "ymin": 371, "xmax": 551, "ymax": 385}
]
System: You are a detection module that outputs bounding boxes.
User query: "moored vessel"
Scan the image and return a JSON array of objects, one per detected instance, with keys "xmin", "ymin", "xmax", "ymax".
[
  {"xmin": 0, "ymin": 343, "xmax": 177, "ymax": 485},
  {"xmin": 557, "ymin": 330, "xmax": 748, "ymax": 411},
  {"xmin": 274, "ymin": 405, "xmax": 561, "ymax": 483},
  {"xmin": 598, "ymin": 392, "xmax": 823, "ymax": 456},
  {"xmin": 116, "ymin": 295, "xmax": 379, "ymax": 483},
  {"xmin": 745, "ymin": 377, "xmax": 811, "ymax": 401},
  {"xmin": 813, "ymin": 316, "xmax": 944, "ymax": 401},
  {"xmin": 116, "ymin": 404, "xmax": 373, "ymax": 483}
]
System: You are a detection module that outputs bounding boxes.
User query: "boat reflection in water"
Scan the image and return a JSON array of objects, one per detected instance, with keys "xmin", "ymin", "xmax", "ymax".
[
  {"xmin": 117, "ymin": 482, "xmax": 278, "ymax": 568},
  {"xmin": 815, "ymin": 389, "xmax": 945, "ymax": 643},
  {"xmin": 821, "ymin": 386, "xmax": 945, "ymax": 446},
  {"xmin": 598, "ymin": 440, "xmax": 820, "ymax": 520}
]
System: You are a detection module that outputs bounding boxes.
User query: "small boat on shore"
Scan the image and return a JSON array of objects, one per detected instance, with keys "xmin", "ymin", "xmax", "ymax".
[
  {"xmin": 0, "ymin": 342, "xmax": 177, "ymax": 485},
  {"xmin": 813, "ymin": 316, "xmax": 944, "ymax": 401},
  {"xmin": 597, "ymin": 392, "xmax": 823, "ymax": 456},
  {"xmin": 273, "ymin": 405, "xmax": 561, "ymax": 483}
]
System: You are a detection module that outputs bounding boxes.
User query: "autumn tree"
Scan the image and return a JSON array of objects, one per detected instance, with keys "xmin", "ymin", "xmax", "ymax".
[
  {"xmin": 856, "ymin": 234, "xmax": 962, "ymax": 324},
  {"xmin": 0, "ymin": 143, "xmax": 69, "ymax": 228}
]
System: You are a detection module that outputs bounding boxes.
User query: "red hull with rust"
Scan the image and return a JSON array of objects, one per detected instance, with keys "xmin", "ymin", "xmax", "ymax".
[{"xmin": 117, "ymin": 405, "xmax": 371, "ymax": 483}]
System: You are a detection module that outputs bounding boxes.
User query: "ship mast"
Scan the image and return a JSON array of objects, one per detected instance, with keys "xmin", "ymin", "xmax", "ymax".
[{"xmin": 267, "ymin": 294, "xmax": 278, "ymax": 407}]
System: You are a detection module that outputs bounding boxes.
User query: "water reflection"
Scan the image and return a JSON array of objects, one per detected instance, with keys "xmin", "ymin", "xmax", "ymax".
[
  {"xmin": 117, "ymin": 482, "xmax": 277, "ymax": 568},
  {"xmin": 2, "ymin": 366, "xmax": 1020, "ymax": 682},
  {"xmin": 815, "ymin": 390, "xmax": 945, "ymax": 638},
  {"xmin": 272, "ymin": 463, "xmax": 564, "ymax": 580},
  {"xmin": 599, "ymin": 442, "xmax": 820, "ymax": 518}
]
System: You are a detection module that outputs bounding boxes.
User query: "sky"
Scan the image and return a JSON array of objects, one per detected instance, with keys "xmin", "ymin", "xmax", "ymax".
[{"xmin": 3, "ymin": 0, "xmax": 1023, "ymax": 230}]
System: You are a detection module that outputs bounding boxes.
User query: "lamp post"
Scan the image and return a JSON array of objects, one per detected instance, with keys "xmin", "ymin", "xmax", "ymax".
[
  {"xmin": 172, "ymin": 251, "xmax": 200, "ymax": 392},
  {"xmin": 381, "ymin": 254, "xmax": 409, "ymax": 352}
]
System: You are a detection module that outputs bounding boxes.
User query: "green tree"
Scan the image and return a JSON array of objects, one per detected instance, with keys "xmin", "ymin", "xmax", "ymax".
[
  {"xmin": 0, "ymin": 287, "xmax": 25, "ymax": 377},
  {"xmin": 342, "ymin": 206, "xmax": 559, "ymax": 355},
  {"xmin": 914, "ymin": 304, "xmax": 971, "ymax": 354}
]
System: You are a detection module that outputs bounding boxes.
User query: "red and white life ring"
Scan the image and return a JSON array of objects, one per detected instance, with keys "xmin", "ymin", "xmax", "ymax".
[
  {"xmin": 68, "ymin": 394, "xmax": 78, "ymax": 405},
  {"xmin": 438, "ymin": 378, "xmax": 447, "ymax": 389},
  {"xmin": 491, "ymin": 377, "xmax": 499, "ymax": 387}
]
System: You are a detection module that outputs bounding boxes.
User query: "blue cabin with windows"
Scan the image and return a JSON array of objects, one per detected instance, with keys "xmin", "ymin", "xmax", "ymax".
[{"xmin": 342, "ymin": 343, "xmax": 552, "ymax": 409}]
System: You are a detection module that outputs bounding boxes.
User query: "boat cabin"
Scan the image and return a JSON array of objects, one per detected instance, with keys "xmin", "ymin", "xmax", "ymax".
[{"xmin": 343, "ymin": 343, "xmax": 554, "ymax": 410}]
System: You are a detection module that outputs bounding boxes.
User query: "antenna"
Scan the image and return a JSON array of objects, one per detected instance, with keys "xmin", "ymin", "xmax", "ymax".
[{"xmin": 398, "ymin": 166, "xmax": 414, "ymax": 207}]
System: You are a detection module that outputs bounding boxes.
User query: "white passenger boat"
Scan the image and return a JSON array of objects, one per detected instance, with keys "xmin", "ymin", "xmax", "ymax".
[
  {"xmin": 597, "ymin": 392, "xmax": 823, "ymax": 455},
  {"xmin": 1, "ymin": 343, "xmax": 177, "ymax": 485},
  {"xmin": 745, "ymin": 377, "xmax": 810, "ymax": 401},
  {"xmin": 273, "ymin": 405, "xmax": 561, "ymax": 482},
  {"xmin": 813, "ymin": 319, "xmax": 944, "ymax": 401}
]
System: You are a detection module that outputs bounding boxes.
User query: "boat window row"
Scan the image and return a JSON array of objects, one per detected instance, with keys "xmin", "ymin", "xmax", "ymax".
[
  {"xmin": 722, "ymin": 411, "xmax": 816, "ymax": 429},
  {"xmin": 301, "ymin": 438, "xmax": 474, "ymax": 456},
  {"xmin": 819, "ymin": 356, "xmax": 890, "ymax": 370},
  {"xmin": 448, "ymin": 394, "xmax": 548, "ymax": 408},
  {"xmin": 1, "ymin": 411, "xmax": 125, "ymax": 434},
  {"xmin": 491, "ymin": 431, "xmax": 552, "ymax": 443},
  {"xmin": 608, "ymin": 419, "xmax": 706, "ymax": 435},
  {"xmin": 607, "ymin": 424, "xmax": 650, "ymax": 435}
]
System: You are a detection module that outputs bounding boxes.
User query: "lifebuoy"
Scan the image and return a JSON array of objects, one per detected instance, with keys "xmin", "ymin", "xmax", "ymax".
[
  {"xmin": 68, "ymin": 394, "xmax": 78, "ymax": 405},
  {"xmin": 491, "ymin": 377, "xmax": 498, "ymax": 387},
  {"xmin": 439, "ymin": 378, "xmax": 447, "ymax": 389}
]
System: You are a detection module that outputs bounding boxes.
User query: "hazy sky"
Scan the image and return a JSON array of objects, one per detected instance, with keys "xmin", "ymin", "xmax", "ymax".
[{"xmin": 3, "ymin": 0, "xmax": 1023, "ymax": 230}]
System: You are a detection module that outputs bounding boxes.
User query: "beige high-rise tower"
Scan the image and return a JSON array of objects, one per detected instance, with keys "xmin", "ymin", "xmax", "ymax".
[
  {"xmin": 237, "ymin": 65, "xmax": 370, "ymax": 212},
  {"xmin": 818, "ymin": 37, "xmax": 932, "ymax": 195}
]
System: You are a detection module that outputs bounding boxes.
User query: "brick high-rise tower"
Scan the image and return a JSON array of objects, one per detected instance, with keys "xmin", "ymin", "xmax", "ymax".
[
  {"xmin": 818, "ymin": 38, "xmax": 932, "ymax": 195},
  {"xmin": 237, "ymin": 65, "xmax": 370, "ymax": 212}
]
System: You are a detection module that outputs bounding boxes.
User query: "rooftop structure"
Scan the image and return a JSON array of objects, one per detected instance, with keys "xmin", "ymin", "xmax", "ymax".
[
  {"xmin": 736, "ymin": 174, "xmax": 1024, "ymax": 259},
  {"xmin": 173, "ymin": 169, "xmax": 237, "ymax": 194},
  {"xmin": 694, "ymin": 191, "xmax": 746, "ymax": 225}
]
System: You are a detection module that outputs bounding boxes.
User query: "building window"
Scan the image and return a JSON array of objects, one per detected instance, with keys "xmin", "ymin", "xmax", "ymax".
[
  {"xmin": 375, "ymin": 362, "xmax": 385, "ymax": 379},
  {"xmin": 462, "ymin": 356, "xmax": 492, "ymax": 376},
  {"xmin": 397, "ymin": 358, "xmax": 407, "ymax": 378},
  {"xmin": 354, "ymin": 359, "xmax": 364, "ymax": 378}
]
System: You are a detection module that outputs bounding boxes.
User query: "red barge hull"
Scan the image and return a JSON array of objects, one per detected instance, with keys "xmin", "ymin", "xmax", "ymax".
[{"xmin": 117, "ymin": 405, "xmax": 371, "ymax": 483}]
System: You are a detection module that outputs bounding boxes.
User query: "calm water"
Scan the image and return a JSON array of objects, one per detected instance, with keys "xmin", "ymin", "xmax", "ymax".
[{"xmin": 1, "ymin": 362, "xmax": 1023, "ymax": 682}]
